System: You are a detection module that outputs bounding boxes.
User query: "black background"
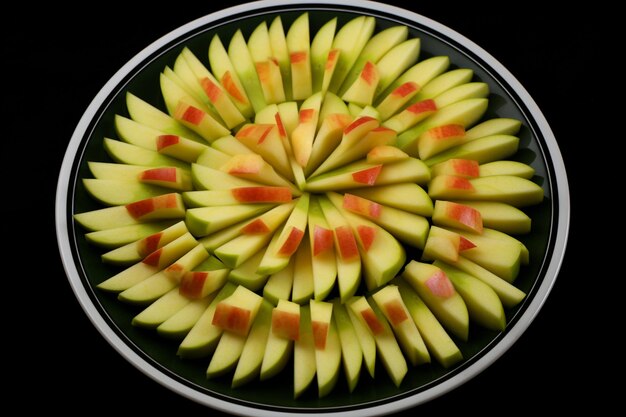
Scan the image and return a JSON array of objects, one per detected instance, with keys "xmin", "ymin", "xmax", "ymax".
[{"xmin": 6, "ymin": 1, "xmax": 596, "ymax": 414}]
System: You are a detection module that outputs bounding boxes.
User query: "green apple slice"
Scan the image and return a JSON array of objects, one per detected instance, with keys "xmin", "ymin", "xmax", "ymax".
[
  {"xmin": 85, "ymin": 221, "xmax": 176, "ymax": 249},
  {"xmin": 465, "ymin": 117, "xmax": 522, "ymax": 140},
  {"xmin": 228, "ymin": 30, "xmax": 267, "ymax": 113},
  {"xmin": 292, "ymin": 232, "xmax": 314, "ymax": 304},
  {"xmin": 260, "ymin": 301, "xmax": 295, "ymax": 380},
  {"xmin": 307, "ymin": 197, "xmax": 337, "ymax": 300},
  {"xmin": 311, "ymin": 300, "xmax": 341, "ymax": 397},
  {"xmin": 423, "ymin": 134, "xmax": 520, "ymax": 167},
  {"xmin": 82, "ymin": 179, "xmax": 171, "ymax": 207},
  {"xmin": 263, "ymin": 256, "xmax": 295, "ymax": 305},
  {"xmin": 207, "ymin": 331, "xmax": 246, "ymax": 378},
  {"xmin": 345, "ymin": 301, "xmax": 376, "ymax": 377},
  {"xmin": 435, "ymin": 261, "xmax": 506, "ymax": 331},
  {"xmin": 372, "ymin": 285, "xmax": 430, "ymax": 366},
  {"xmin": 287, "ymin": 13, "xmax": 313, "ymax": 100},
  {"xmin": 402, "ymin": 260, "xmax": 469, "ymax": 341},
  {"xmin": 103, "ymin": 138, "xmax": 190, "ymax": 170},
  {"xmin": 185, "ymin": 204, "xmax": 274, "ymax": 237},
  {"xmin": 294, "ymin": 305, "xmax": 316, "ymax": 398},
  {"xmin": 450, "ymin": 201, "xmax": 531, "ymax": 234},
  {"xmin": 374, "ymin": 38, "xmax": 421, "ymax": 99},
  {"xmin": 479, "ymin": 160, "xmax": 535, "ymax": 179},
  {"xmin": 310, "ymin": 17, "xmax": 337, "ymax": 93},
  {"xmin": 132, "ymin": 287, "xmax": 191, "ymax": 328},
  {"xmin": 411, "ymin": 68, "xmax": 474, "ymax": 102},
  {"xmin": 268, "ymin": 16, "xmax": 292, "ymax": 101},
  {"xmin": 328, "ymin": 16, "xmax": 375, "ymax": 92},
  {"xmin": 232, "ymin": 300, "xmax": 273, "ymax": 388},
  {"xmin": 227, "ymin": 250, "xmax": 268, "ymax": 291},
  {"xmin": 157, "ymin": 294, "xmax": 215, "ymax": 339},
  {"xmin": 394, "ymin": 277, "xmax": 463, "ymax": 368},
  {"xmin": 331, "ymin": 299, "xmax": 362, "ymax": 392},
  {"xmin": 432, "ymin": 82, "xmax": 490, "ymax": 109},
  {"xmin": 248, "ymin": 22, "xmax": 286, "ymax": 104},
  {"xmin": 344, "ymin": 183, "xmax": 433, "ymax": 217},
  {"xmin": 178, "ymin": 282, "xmax": 237, "ymax": 358},
  {"xmin": 126, "ymin": 91, "xmax": 204, "ymax": 142}
]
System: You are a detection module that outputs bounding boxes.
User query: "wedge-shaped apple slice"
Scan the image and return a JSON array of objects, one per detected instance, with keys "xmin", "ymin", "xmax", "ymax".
[
  {"xmin": 306, "ymin": 112, "xmax": 353, "ymax": 176},
  {"xmin": 423, "ymin": 134, "xmax": 520, "ymax": 167},
  {"xmin": 195, "ymin": 146, "xmax": 232, "ymax": 170},
  {"xmin": 101, "ymin": 221, "xmax": 188, "ymax": 265},
  {"xmin": 211, "ymin": 285, "xmax": 263, "ymax": 337},
  {"xmin": 431, "ymin": 158, "xmax": 480, "ymax": 178},
  {"xmin": 220, "ymin": 154, "xmax": 297, "ymax": 193},
  {"xmin": 435, "ymin": 261, "xmax": 506, "ymax": 331},
  {"xmin": 162, "ymin": 81, "xmax": 230, "ymax": 143},
  {"xmin": 163, "ymin": 242, "xmax": 209, "ymax": 282},
  {"xmin": 310, "ymin": 300, "xmax": 341, "ymax": 397},
  {"xmin": 177, "ymin": 282, "xmax": 236, "ymax": 358},
  {"xmin": 465, "ymin": 117, "xmax": 522, "ymax": 141},
  {"xmin": 228, "ymin": 29, "xmax": 267, "ymax": 113},
  {"xmin": 345, "ymin": 183, "xmax": 433, "ymax": 217},
  {"xmin": 372, "ymin": 285, "xmax": 430, "ymax": 366},
  {"xmin": 248, "ymin": 22, "xmax": 286, "ymax": 104},
  {"xmin": 179, "ymin": 48, "xmax": 246, "ymax": 129},
  {"xmin": 376, "ymin": 55, "xmax": 450, "ymax": 107},
  {"xmin": 191, "ymin": 163, "xmax": 260, "ymax": 191},
  {"xmin": 115, "ymin": 115, "xmax": 208, "ymax": 162},
  {"xmin": 394, "ymin": 277, "xmax": 463, "ymax": 368},
  {"xmin": 232, "ymin": 300, "xmax": 273, "ymax": 388},
  {"xmin": 103, "ymin": 138, "xmax": 191, "ymax": 170},
  {"xmin": 132, "ymin": 287, "xmax": 191, "ymax": 329},
  {"xmin": 291, "ymin": 231, "xmax": 314, "ymax": 304},
  {"xmin": 382, "ymin": 98, "xmax": 438, "ymax": 133},
  {"xmin": 179, "ymin": 267, "xmax": 229, "ymax": 300},
  {"xmin": 428, "ymin": 175, "xmax": 544, "ymax": 207},
  {"xmin": 327, "ymin": 15, "xmax": 375, "ymax": 92},
  {"xmin": 267, "ymin": 16, "xmax": 292, "ymax": 101},
  {"xmin": 185, "ymin": 203, "xmax": 274, "ymax": 237},
  {"xmin": 214, "ymin": 201, "xmax": 296, "ymax": 268},
  {"xmin": 287, "ymin": 13, "xmax": 313, "ymax": 100},
  {"xmin": 451, "ymin": 227, "xmax": 523, "ymax": 281},
  {"xmin": 85, "ymin": 221, "xmax": 177, "ymax": 249},
  {"xmin": 366, "ymin": 145, "xmax": 409, "ymax": 163},
  {"xmin": 261, "ymin": 298, "xmax": 296, "ymax": 380},
  {"xmin": 235, "ymin": 123, "xmax": 293, "ymax": 180},
  {"xmin": 263, "ymin": 259, "xmax": 295, "ymax": 306},
  {"xmin": 348, "ymin": 296, "xmax": 407, "ymax": 387},
  {"xmin": 331, "ymin": 299, "xmax": 362, "ymax": 392},
  {"xmin": 432, "ymin": 200, "xmax": 484, "ymax": 234},
  {"xmin": 374, "ymin": 38, "xmax": 421, "ymax": 99},
  {"xmin": 431, "ymin": 82, "xmax": 490, "ymax": 111},
  {"xmin": 172, "ymin": 54, "xmax": 223, "ymax": 116},
  {"xmin": 159, "ymin": 69, "xmax": 217, "ymax": 120},
  {"xmin": 82, "ymin": 179, "xmax": 172, "ymax": 207},
  {"xmin": 397, "ymin": 98, "xmax": 488, "ymax": 153},
  {"xmin": 291, "ymin": 92, "xmax": 322, "ymax": 167},
  {"xmin": 157, "ymin": 294, "xmax": 215, "ymax": 339},
  {"xmin": 310, "ymin": 116, "xmax": 387, "ymax": 176},
  {"xmin": 306, "ymin": 157, "xmax": 430, "ymax": 192},
  {"xmin": 422, "ymin": 226, "xmax": 476, "ymax": 264},
  {"xmin": 452, "ymin": 201, "xmax": 531, "ymax": 235},
  {"xmin": 331, "ymin": 191, "xmax": 429, "ymax": 249},
  {"xmin": 317, "ymin": 91, "xmax": 351, "ymax": 128},
  {"xmin": 208, "ymin": 34, "xmax": 253, "ymax": 118},
  {"xmin": 318, "ymin": 196, "xmax": 360, "ymax": 302},
  {"xmin": 339, "ymin": 25, "xmax": 408, "ymax": 97},
  {"xmin": 345, "ymin": 300, "xmax": 376, "ymax": 378},
  {"xmin": 478, "ymin": 160, "xmax": 535, "ymax": 179},
  {"xmin": 183, "ymin": 186, "xmax": 293, "ymax": 208},
  {"xmin": 119, "ymin": 244, "xmax": 207, "ymax": 304},
  {"xmin": 308, "ymin": 197, "xmax": 337, "ymax": 300},
  {"xmin": 375, "ymin": 81, "xmax": 420, "ymax": 121},
  {"xmin": 206, "ymin": 330, "xmax": 246, "ymax": 378},
  {"xmin": 294, "ymin": 305, "xmax": 316, "ymax": 398},
  {"xmin": 417, "ymin": 124, "xmax": 467, "ymax": 160},
  {"xmin": 342, "ymin": 61, "xmax": 380, "ymax": 106},
  {"xmin": 327, "ymin": 193, "xmax": 406, "ymax": 290},
  {"xmin": 402, "ymin": 261, "xmax": 469, "ymax": 341},
  {"xmin": 74, "ymin": 193, "xmax": 185, "ymax": 232},
  {"xmin": 126, "ymin": 92, "xmax": 204, "ymax": 142},
  {"xmin": 410, "ymin": 68, "xmax": 474, "ymax": 103},
  {"xmin": 228, "ymin": 250, "xmax": 269, "ymax": 291},
  {"xmin": 310, "ymin": 17, "xmax": 337, "ymax": 93},
  {"xmin": 88, "ymin": 162, "xmax": 192, "ymax": 188},
  {"xmin": 257, "ymin": 194, "xmax": 310, "ymax": 275}
]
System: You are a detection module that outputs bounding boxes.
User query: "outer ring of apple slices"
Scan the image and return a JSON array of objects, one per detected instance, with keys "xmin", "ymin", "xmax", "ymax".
[{"xmin": 56, "ymin": 1, "xmax": 570, "ymax": 416}]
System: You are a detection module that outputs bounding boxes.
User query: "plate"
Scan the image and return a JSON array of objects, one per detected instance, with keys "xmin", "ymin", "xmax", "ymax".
[{"xmin": 55, "ymin": 1, "xmax": 570, "ymax": 415}]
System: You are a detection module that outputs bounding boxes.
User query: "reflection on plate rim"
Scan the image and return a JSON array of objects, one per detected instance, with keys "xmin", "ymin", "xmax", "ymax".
[{"xmin": 55, "ymin": 1, "xmax": 570, "ymax": 415}]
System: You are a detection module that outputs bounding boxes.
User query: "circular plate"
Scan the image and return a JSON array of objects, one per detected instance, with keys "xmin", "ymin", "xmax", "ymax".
[{"xmin": 55, "ymin": 1, "xmax": 569, "ymax": 415}]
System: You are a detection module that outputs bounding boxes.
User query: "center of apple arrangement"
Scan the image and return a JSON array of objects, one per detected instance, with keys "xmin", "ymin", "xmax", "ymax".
[{"xmin": 73, "ymin": 12, "xmax": 544, "ymax": 398}]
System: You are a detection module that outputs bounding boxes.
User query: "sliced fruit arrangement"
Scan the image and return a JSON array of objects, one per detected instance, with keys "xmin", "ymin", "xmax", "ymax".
[{"xmin": 74, "ymin": 13, "xmax": 543, "ymax": 399}]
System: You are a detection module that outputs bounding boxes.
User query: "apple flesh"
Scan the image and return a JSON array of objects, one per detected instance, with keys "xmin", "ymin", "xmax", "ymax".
[
  {"xmin": 272, "ymin": 299, "xmax": 301, "ymax": 341},
  {"xmin": 212, "ymin": 285, "xmax": 263, "ymax": 336},
  {"xmin": 432, "ymin": 200, "xmax": 484, "ymax": 234}
]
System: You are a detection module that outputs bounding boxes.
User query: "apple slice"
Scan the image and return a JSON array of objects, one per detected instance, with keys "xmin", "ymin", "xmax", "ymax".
[
  {"xmin": 268, "ymin": 16, "xmax": 292, "ymax": 101},
  {"xmin": 103, "ymin": 138, "xmax": 190, "ymax": 170},
  {"xmin": 206, "ymin": 330, "xmax": 246, "ymax": 378},
  {"xmin": 422, "ymin": 134, "xmax": 520, "ymax": 167},
  {"xmin": 85, "ymin": 221, "xmax": 177, "ymax": 249},
  {"xmin": 228, "ymin": 29, "xmax": 267, "ymax": 113},
  {"xmin": 179, "ymin": 268, "xmax": 229, "ymax": 300},
  {"xmin": 183, "ymin": 186, "xmax": 292, "ymax": 207},
  {"xmin": 227, "ymin": 250, "xmax": 269, "ymax": 291},
  {"xmin": 177, "ymin": 282, "xmax": 237, "ymax": 358},
  {"xmin": 431, "ymin": 158, "xmax": 480, "ymax": 178},
  {"xmin": 345, "ymin": 183, "xmax": 433, "ymax": 216},
  {"xmin": 454, "ymin": 201, "xmax": 531, "ymax": 234},
  {"xmin": 308, "ymin": 196, "xmax": 337, "ymax": 300},
  {"xmin": 232, "ymin": 300, "xmax": 273, "ymax": 388},
  {"xmin": 294, "ymin": 305, "xmax": 316, "ymax": 398},
  {"xmin": 310, "ymin": 17, "xmax": 337, "ymax": 93},
  {"xmin": 208, "ymin": 34, "xmax": 253, "ymax": 118},
  {"xmin": 235, "ymin": 123, "xmax": 293, "ymax": 180},
  {"xmin": 432, "ymin": 82, "xmax": 490, "ymax": 110},
  {"xmin": 479, "ymin": 160, "xmax": 535, "ymax": 179},
  {"xmin": 318, "ymin": 196, "xmax": 361, "ymax": 302},
  {"xmin": 434, "ymin": 261, "xmax": 506, "ymax": 331},
  {"xmin": 465, "ymin": 117, "xmax": 522, "ymax": 141},
  {"xmin": 342, "ymin": 61, "xmax": 380, "ymax": 106},
  {"xmin": 163, "ymin": 243, "xmax": 209, "ymax": 282},
  {"xmin": 382, "ymin": 99, "xmax": 438, "ymax": 133},
  {"xmin": 191, "ymin": 163, "xmax": 260, "ymax": 191},
  {"xmin": 372, "ymin": 285, "xmax": 430, "ymax": 366},
  {"xmin": 374, "ymin": 38, "xmax": 421, "ymax": 99},
  {"xmin": 212, "ymin": 285, "xmax": 263, "ymax": 336},
  {"xmin": 220, "ymin": 154, "xmax": 297, "ymax": 192},
  {"xmin": 417, "ymin": 124, "xmax": 466, "ymax": 160},
  {"xmin": 394, "ymin": 277, "xmax": 463, "ymax": 368},
  {"xmin": 292, "ymin": 233, "xmax": 314, "ymax": 304},
  {"xmin": 248, "ymin": 21, "xmax": 286, "ymax": 104},
  {"xmin": 291, "ymin": 92, "xmax": 322, "ymax": 167},
  {"xmin": 366, "ymin": 145, "xmax": 409, "ymax": 164},
  {"xmin": 82, "ymin": 179, "xmax": 173, "ymax": 207},
  {"xmin": 272, "ymin": 299, "xmax": 301, "ymax": 341},
  {"xmin": 422, "ymin": 225, "xmax": 476, "ymax": 264},
  {"xmin": 157, "ymin": 294, "xmax": 215, "ymax": 339},
  {"xmin": 263, "ymin": 256, "xmax": 295, "ymax": 306},
  {"xmin": 402, "ymin": 261, "xmax": 469, "ymax": 341},
  {"xmin": 428, "ymin": 175, "xmax": 544, "ymax": 207},
  {"xmin": 306, "ymin": 112, "xmax": 353, "ymax": 175},
  {"xmin": 185, "ymin": 203, "xmax": 274, "ymax": 237},
  {"xmin": 287, "ymin": 13, "xmax": 313, "ymax": 100},
  {"xmin": 261, "ymin": 302, "xmax": 294, "ymax": 380},
  {"xmin": 410, "ymin": 68, "xmax": 473, "ymax": 102},
  {"xmin": 310, "ymin": 300, "xmax": 341, "ymax": 397},
  {"xmin": 375, "ymin": 81, "xmax": 419, "ymax": 121},
  {"xmin": 377, "ymin": 55, "xmax": 450, "ymax": 104},
  {"xmin": 331, "ymin": 299, "xmax": 363, "ymax": 392},
  {"xmin": 132, "ymin": 288, "xmax": 191, "ymax": 329},
  {"xmin": 432, "ymin": 200, "xmax": 484, "ymax": 234}
]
